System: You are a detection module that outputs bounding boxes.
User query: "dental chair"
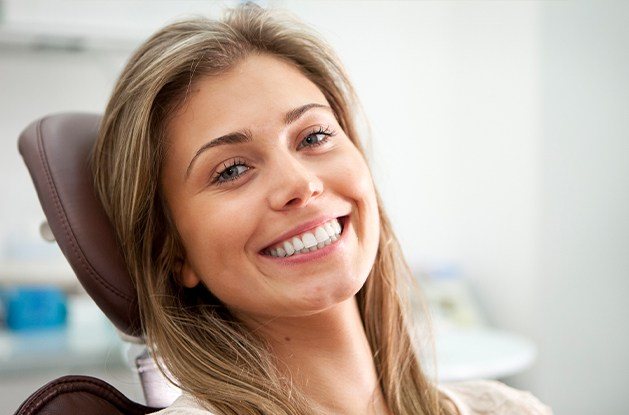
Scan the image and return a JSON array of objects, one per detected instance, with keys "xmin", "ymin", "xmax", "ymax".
[{"xmin": 13, "ymin": 113, "xmax": 180, "ymax": 414}]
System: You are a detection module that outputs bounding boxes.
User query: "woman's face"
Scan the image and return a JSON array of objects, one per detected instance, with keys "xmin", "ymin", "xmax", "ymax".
[{"xmin": 161, "ymin": 53, "xmax": 380, "ymax": 319}]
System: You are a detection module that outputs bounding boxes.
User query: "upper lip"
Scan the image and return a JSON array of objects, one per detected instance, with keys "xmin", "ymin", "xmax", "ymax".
[{"xmin": 260, "ymin": 214, "xmax": 348, "ymax": 251}]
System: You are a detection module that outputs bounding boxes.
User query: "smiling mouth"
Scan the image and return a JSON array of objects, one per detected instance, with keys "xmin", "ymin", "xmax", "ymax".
[{"xmin": 261, "ymin": 215, "xmax": 348, "ymax": 258}]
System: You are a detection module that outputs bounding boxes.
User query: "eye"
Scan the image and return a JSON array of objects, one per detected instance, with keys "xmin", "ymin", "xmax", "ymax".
[
  {"xmin": 211, "ymin": 158, "xmax": 251, "ymax": 186},
  {"xmin": 297, "ymin": 126, "xmax": 336, "ymax": 150}
]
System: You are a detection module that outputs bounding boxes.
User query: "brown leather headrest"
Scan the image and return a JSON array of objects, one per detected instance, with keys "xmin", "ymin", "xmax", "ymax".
[{"xmin": 18, "ymin": 113, "xmax": 141, "ymax": 336}]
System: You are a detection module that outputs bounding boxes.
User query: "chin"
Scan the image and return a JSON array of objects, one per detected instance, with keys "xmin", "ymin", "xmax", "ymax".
[{"xmin": 290, "ymin": 272, "xmax": 367, "ymax": 315}]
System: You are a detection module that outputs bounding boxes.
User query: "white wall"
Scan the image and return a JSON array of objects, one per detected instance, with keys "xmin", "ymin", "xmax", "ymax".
[
  {"xmin": 535, "ymin": 1, "xmax": 629, "ymax": 413},
  {"xmin": 1, "ymin": 1, "xmax": 627, "ymax": 413}
]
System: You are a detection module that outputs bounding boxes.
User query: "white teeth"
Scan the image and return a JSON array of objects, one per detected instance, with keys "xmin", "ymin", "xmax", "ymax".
[
  {"xmin": 283, "ymin": 241, "xmax": 295, "ymax": 256},
  {"xmin": 264, "ymin": 217, "xmax": 346, "ymax": 257},
  {"xmin": 302, "ymin": 232, "xmax": 317, "ymax": 248},
  {"xmin": 291, "ymin": 236, "xmax": 304, "ymax": 250},
  {"xmin": 314, "ymin": 227, "xmax": 329, "ymax": 243}
]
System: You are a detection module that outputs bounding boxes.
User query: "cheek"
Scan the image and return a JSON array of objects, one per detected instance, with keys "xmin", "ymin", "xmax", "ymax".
[
  {"xmin": 333, "ymin": 149, "xmax": 379, "ymax": 216},
  {"xmin": 328, "ymin": 147, "xmax": 380, "ymax": 264},
  {"xmin": 179, "ymin": 197, "xmax": 256, "ymax": 282}
]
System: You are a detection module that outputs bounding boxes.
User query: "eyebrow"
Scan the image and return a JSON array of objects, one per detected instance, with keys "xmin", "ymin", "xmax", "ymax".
[{"xmin": 185, "ymin": 103, "xmax": 333, "ymax": 179}]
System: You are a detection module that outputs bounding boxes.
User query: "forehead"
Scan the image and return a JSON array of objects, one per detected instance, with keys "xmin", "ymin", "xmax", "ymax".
[{"xmin": 169, "ymin": 53, "xmax": 329, "ymax": 140}]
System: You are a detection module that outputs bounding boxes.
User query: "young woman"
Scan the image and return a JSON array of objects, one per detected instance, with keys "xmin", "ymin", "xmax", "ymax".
[{"xmin": 92, "ymin": 3, "xmax": 552, "ymax": 415}]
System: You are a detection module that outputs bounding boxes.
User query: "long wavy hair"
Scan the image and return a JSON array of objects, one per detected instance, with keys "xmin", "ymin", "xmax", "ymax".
[{"xmin": 93, "ymin": 3, "xmax": 454, "ymax": 415}]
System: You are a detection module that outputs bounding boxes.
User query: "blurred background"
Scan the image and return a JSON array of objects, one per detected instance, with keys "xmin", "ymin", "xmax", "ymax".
[{"xmin": 0, "ymin": 1, "xmax": 627, "ymax": 414}]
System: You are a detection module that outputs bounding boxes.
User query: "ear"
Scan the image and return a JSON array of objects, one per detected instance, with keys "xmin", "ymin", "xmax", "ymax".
[{"xmin": 175, "ymin": 258, "xmax": 201, "ymax": 288}]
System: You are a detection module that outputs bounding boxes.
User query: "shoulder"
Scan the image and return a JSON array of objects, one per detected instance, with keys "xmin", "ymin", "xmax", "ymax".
[
  {"xmin": 151, "ymin": 392, "xmax": 218, "ymax": 415},
  {"xmin": 438, "ymin": 379, "xmax": 553, "ymax": 415}
]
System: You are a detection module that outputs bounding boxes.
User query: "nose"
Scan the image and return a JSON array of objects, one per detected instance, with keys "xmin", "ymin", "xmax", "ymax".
[{"xmin": 267, "ymin": 153, "xmax": 323, "ymax": 210}]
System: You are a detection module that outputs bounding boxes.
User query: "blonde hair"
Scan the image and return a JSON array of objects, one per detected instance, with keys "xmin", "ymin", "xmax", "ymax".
[{"xmin": 93, "ymin": 3, "xmax": 454, "ymax": 415}]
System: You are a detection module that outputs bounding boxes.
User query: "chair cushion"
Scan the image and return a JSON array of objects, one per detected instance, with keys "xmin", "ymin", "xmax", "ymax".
[
  {"xmin": 18, "ymin": 113, "xmax": 141, "ymax": 336},
  {"xmin": 13, "ymin": 375, "xmax": 161, "ymax": 415}
]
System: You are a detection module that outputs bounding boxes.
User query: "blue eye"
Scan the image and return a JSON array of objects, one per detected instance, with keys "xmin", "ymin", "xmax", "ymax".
[
  {"xmin": 212, "ymin": 158, "xmax": 251, "ymax": 186},
  {"xmin": 298, "ymin": 126, "xmax": 335, "ymax": 150},
  {"xmin": 219, "ymin": 164, "xmax": 248, "ymax": 181}
]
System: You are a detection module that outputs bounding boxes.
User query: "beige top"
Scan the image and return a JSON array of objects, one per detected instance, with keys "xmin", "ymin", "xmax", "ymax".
[
  {"xmin": 438, "ymin": 380, "xmax": 553, "ymax": 414},
  {"xmin": 154, "ymin": 379, "xmax": 553, "ymax": 414}
]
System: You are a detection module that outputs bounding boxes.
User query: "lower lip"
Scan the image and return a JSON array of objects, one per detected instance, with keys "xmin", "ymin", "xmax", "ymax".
[{"xmin": 258, "ymin": 216, "xmax": 350, "ymax": 265}]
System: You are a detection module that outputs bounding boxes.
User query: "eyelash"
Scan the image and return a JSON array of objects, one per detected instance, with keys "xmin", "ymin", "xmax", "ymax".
[{"xmin": 210, "ymin": 126, "xmax": 336, "ymax": 186}]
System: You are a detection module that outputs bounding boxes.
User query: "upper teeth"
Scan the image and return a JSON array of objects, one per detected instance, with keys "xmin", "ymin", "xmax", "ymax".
[{"xmin": 265, "ymin": 218, "xmax": 343, "ymax": 257}]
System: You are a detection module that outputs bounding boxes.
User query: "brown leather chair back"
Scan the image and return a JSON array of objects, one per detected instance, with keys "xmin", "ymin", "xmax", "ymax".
[
  {"xmin": 18, "ymin": 113, "xmax": 141, "ymax": 336},
  {"xmin": 13, "ymin": 375, "xmax": 159, "ymax": 415}
]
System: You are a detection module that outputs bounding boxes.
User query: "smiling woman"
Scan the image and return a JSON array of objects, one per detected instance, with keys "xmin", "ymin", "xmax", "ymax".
[
  {"xmin": 91, "ymin": 3, "xmax": 550, "ymax": 415},
  {"xmin": 161, "ymin": 53, "xmax": 380, "ymax": 320}
]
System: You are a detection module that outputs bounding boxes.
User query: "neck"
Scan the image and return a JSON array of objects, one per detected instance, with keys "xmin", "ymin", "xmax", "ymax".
[{"xmin": 241, "ymin": 297, "xmax": 390, "ymax": 415}]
